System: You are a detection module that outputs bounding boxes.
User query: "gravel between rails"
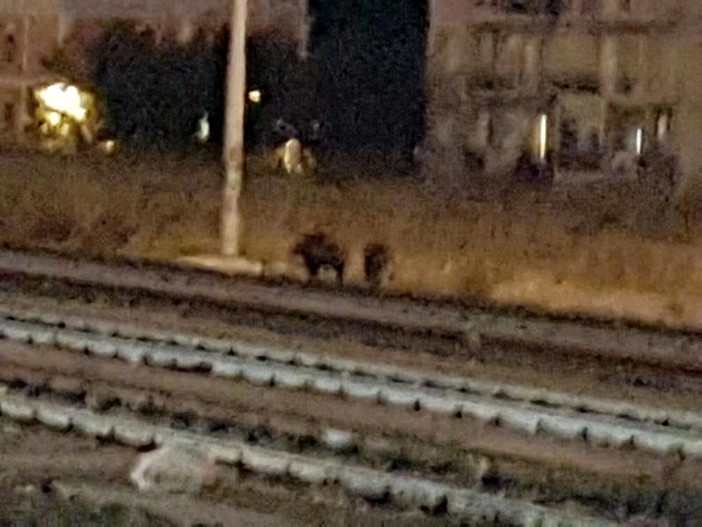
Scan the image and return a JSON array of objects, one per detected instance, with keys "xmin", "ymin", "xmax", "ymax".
[
  {"xmin": 0, "ymin": 391, "xmax": 613, "ymax": 526},
  {"xmin": 1, "ymin": 315, "xmax": 702, "ymax": 460},
  {"xmin": 0, "ymin": 250, "xmax": 700, "ymax": 371}
]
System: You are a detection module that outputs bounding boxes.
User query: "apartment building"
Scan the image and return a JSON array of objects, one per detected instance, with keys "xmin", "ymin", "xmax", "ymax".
[
  {"xmin": 0, "ymin": 0, "xmax": 309, "ymax": 141},
  {"xmin": 424, "ymin": 0, "xmax": 702, "ymax": 190}
]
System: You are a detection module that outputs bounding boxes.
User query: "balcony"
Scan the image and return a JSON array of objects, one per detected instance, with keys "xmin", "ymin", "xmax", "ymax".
[
  {"xmin": 494, "ymin": 0, "xmax": 564, "ymax": 17},
  {"xmin": 467, "ymin": 0, "xmax": 568, "ymax": 30},
  {"xmin": 455, "ymin": 0, "xmax": 680, "ymax": 33},
  {"xmin": 562, "ymin": 0, "xmax": 682, "ymax": 32},
  {"xmin": 0, "ymin": 0, "xmax": 59, "ymax": 16}
]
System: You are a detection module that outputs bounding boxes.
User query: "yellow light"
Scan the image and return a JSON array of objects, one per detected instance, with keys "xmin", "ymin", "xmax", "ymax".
[
  {"xmin": 248, "ymin": 90, "xmax": 262, "ymax": 103},
  {"xmin": 538, "ymin": 113, "xmax": 548, "ymax": 161},
  {"xmin": 35, "ymin": 82, "xmax": 88, "ymax": 123},
  {"xmin": 58, "ymin": 122, "xmax": 71, "ymax": 137},
  {"xmin": 100, "ymin": 139, "xmax": 116, "ymax": 154},
  {"xmin": 45, "ymin": 111, "xmax": 61, "ymax": 127}
]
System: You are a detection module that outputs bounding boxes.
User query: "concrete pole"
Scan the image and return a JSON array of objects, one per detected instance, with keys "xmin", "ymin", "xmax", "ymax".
[
  {"xmin": 221, "ymin": 0, "xmax": 248, "ymax": 256},
  {"xmin": 297, "ymin": 0, "xmax": 311, "ymax": 60}
]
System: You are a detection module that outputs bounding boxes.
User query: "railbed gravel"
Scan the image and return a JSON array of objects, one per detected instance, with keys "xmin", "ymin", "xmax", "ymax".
[
  {"xmin": 1, "ymin": 317, "xmax": 702, "ymax": 460},
  {"xmin": 1, "ymin": 313, "xmax": 700, "ymax": 429},
  {"xmin": 0, "ymin": 391, "xmax": 613, "ymax": 526}
]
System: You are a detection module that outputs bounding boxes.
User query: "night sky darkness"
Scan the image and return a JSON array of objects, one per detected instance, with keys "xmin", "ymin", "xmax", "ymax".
[{"xmin": 93, "ymin": 1, "xmax": 427, "ymax": 156}]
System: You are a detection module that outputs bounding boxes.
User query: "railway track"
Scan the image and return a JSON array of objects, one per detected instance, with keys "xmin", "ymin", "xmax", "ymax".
[
  {"xmin": 2, "ymin": 250, "xmax": 702, "ymax": 414},
  {"xmin": 0, "ymin": 303, "xmax": 700, "ymax": 523},
  {"xmin": 0, "ymin": 250, "xmax": 700, "ymax": 374},
  {"xmin": 0, "ymin": 251, "xmax": 701, "ymax": 522},
  {"xmin": 0, "ymin": 312, "xmax": 701, "ymax": 454},
  {"xmin": 0, "ymin": 392, "xmax": 611, "ymax": 526}
]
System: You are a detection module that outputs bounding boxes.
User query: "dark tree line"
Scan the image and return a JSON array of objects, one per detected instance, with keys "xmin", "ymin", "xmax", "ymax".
[
  {"xmin": 92, "ymin": 23, "xmax": 228, "ymax": 148},
  {"xmin": 89, "ymin": 0, "xmax": 427, "ymax": 157},
  {"xmin": 309, "ymin": 0, "xmax": 427, "ymax": 155}
]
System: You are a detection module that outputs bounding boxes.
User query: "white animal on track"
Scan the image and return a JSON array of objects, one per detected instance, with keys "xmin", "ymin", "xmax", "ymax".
[
  {"xmin": 270, "ymin": 118, "xmax": 319, "ymax": 176},
  {"xmin": 130, "ymin": 442, "xmax": 221, "ymax": 494},
  {"xmin": 273, "ymin": 138, "xmax": 317, "ymax": 176}
]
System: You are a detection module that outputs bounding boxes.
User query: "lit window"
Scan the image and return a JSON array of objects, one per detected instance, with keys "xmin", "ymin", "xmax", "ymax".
[
  {"xmin": 537, "ymin": 113, "xmax": 548, "ymax": 162},
  {"xmin": 656, "ymin": 110, "xmax": 671, "ymax": 141},
  {"xmin": 3, "ymin": 34, "xmax": 15, "ymax": 63},
  {"xmin": 634, "ymin": 127, "xmax": 644, "ymax": 156}
]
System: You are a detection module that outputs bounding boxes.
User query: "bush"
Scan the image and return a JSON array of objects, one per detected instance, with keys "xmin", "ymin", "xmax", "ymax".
[{"xmin": 92, "ymin": 22, "xmax": 227, "ymax": 149}]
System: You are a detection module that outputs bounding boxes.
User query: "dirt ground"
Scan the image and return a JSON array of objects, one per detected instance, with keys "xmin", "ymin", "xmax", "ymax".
[{"xmin": 0, "ymin": 147, "xmax": 700, "ymax": 328}]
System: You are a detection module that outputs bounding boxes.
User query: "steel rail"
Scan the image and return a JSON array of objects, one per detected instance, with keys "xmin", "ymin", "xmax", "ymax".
[
  {"xmin": 1, "ymin": 315, "xmax": 701, "ymax": 459},
  {"xmin": 0, "ymin": 391, "xmax": 613, "ymax": 526},
  {"xmin": 0, "ymin": 251, "xmax": 700, "ymax": 370}
]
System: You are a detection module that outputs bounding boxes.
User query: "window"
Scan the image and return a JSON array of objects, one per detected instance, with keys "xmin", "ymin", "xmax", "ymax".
[
  {"xmin": 559, "ymin": 117, "xmax": 578, "ymax": 153},
  {"xmin": 491, "ymin": 0, "xmax": 562, "ymax": 15},
  {"xmin": 587, "ymin": 128, "xmax": 601, "ymax": 151},
  {"xmin": 494, "ymin": 33, "xmax": 524, "ymax": 89},
  {"xmin": 558, "ymin": 92, "xmax": 606, "ymax": 169},
  {"xmin": 475, "ymin": 31, "xmax": 496, "ymax": 87},
  {"xmin": 655, "ymin": 108, "xmax": 672, "ymax": 142},
  {"xmin": 474, "ymin": 30, "xmax": 541, "ymax": 91},
  {"xmin": 617, "ymin": 35, "xmax": 645, "ymax": 97},
  {"xmin": 480, "ymin": 0, "xmax": 526, "ymax": 14},
  {"xmin": 3, "ymin": 34, "xmax": 15, "ymax": 63},
  {"xmin": 608, "ymin": 105, "xmax": 646, "ymax": 153},
  {"xmin": 1, "ymin": 102, "xmax": 13, "ymax": 132},
  {"xmin": 544, "ymin": 0, "xmax": 563, "ymax": 16},
  {"xmin": 634, "ymin": 127, "xmax": 644, "ymax": 156},
  {"xmin": 537, "ymin": 113, "xmax": 549, "ymax": 162},
  {"xmin": 581, "ymin": 0, "xmax": 600, "ymax": 15},
  {"xmin": 505, "ymin": 0, "xmax": 528, "ymax": 13},
  {"xmin": 466, "ymin": 108, "xmax": 493, "ymax": 155}
]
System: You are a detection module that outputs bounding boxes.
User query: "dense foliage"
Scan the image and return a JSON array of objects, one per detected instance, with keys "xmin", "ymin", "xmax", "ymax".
[
  {"xmin": 89, "ymin": 0, "xmax": 427, "ymax": 156},
  {"xmin": 93, "ymin": 23, "xmax": 228, "ymax": 149},
  {"xmin": 309, "ymin": 0, "xmax": 427, "ymax": 155}
]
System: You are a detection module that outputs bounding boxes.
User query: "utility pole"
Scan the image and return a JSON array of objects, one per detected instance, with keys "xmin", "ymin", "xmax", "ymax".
[{"xmin": 221, "ymin": 0, "xmax": 248, "ymax": 256}]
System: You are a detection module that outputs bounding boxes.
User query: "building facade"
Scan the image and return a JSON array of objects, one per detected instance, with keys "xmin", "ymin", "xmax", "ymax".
[
  {"xmin": 0, "ymin": 0, "xmax": 309, "ymax": 141},
  {"xmin": 424, "ymin": 0, "xmax": 702, "ymax": 191}
]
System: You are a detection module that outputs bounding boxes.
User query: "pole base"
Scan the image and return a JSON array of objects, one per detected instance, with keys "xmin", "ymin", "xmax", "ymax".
[{"xmin": 178, "ymin": 255, "xmax": 264, "ymax": 277}]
